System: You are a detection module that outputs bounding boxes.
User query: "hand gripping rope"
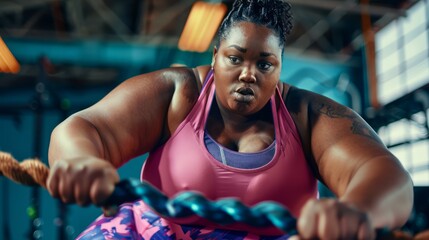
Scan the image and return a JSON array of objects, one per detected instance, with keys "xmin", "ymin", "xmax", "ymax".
[{"xmin": 0, "ymin": 151, "xmax": 395, "ymax": 238}]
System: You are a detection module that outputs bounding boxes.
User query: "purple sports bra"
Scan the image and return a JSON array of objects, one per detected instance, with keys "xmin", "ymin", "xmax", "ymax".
[{"xmin": 141, "ymin": 70, "xmax": 317, "ymax": 235}]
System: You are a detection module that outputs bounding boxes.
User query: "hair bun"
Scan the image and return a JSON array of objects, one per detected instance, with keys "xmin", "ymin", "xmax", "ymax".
[{"xmin": 217, "ymin": 0, "xmax": 293, "ymax": 48}]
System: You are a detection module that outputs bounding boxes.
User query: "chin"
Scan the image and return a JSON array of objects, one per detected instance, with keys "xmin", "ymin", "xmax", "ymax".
[{"xmin": 231, "ymin": 102, "xmax": 257, "ymax": 115}]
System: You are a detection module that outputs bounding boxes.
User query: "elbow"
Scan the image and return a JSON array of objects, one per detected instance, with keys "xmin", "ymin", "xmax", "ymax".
[
  {"xmin": 48, "ymin": 118, "xmax": 73, "ymax": 166},
  {"xmin": 48, "ymin": 121, "xmax": 64, "ymax": 154},
  {"xmin": 48, "ymin": 113, "xmax": 102, "ymax": 166},
  {"xmin": 395, "ymin": 176, "xmax": 414, "ymax": 228}
]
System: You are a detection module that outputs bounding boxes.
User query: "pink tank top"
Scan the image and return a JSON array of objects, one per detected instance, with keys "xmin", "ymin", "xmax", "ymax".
[{"xmin": 141, "ymin": 71, "xmax": 317, "ymax": 235}]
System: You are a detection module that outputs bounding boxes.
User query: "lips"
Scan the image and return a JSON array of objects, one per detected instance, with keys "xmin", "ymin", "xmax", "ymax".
[
  {"xmin": 236, "ymin": 87, "xmax": 255, "ymax": 96},
  {"xmin": 234, "ymin": 86, "xmax": 255, "ymax": 103}
]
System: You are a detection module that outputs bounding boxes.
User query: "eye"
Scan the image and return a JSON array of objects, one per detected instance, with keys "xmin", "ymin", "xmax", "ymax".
[
  {"xmin": 258, "ymin": 61, "xmax": 272, "ymax": 71},
  {"xmin": 228, "ymin": 56, "xmax": 241, "ymax": 65}
]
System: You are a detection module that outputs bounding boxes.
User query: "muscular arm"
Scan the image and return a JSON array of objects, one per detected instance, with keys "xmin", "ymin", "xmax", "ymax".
[
  {"xmin": 310, "ymin": 97, "xmax": 413, "ymax": 228},
  {"xmin": 49, "ymin": 67, "xmax": 201, "ymax": 167},
  {"xmin": 47, "ymin": 67, "xmax": 202, "ymax": 204},
  {"xmin": 286, "ymin": 86, "xmax": 413, "ymax": 237}
]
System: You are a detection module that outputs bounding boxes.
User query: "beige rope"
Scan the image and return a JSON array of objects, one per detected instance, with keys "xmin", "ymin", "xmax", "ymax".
[
  {"xmin": 0, "ymin": 151, "xmax": 49, "ymax": 188},
  {"xmin": 0, "ymin": 151, "xmax": 118, "ymax": 216}
]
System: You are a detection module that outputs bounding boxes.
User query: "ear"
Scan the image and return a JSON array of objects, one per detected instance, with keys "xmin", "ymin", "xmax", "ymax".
[{"xmin": 211, "ymin": 46, "xmax": 218, "ymax": 67}]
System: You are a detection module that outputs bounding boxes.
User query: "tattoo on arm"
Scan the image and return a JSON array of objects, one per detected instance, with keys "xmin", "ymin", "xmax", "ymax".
[{"xmin": 315, "ymin": 103, "xmax": 381, "ymax": 143}]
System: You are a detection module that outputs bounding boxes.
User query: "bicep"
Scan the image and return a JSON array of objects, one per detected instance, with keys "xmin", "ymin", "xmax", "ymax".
[
  {"xmin": 79, "ymin": 70, "xmax": 178, "ymax": 167},
  {"xmin": 308, "ymin": 95, "xmax": 392, "ymax": 195}
]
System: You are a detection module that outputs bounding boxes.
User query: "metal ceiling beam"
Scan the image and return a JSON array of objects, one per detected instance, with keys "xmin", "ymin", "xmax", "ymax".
[
  {"xmin": 142, "ymin": 0, "xmax": 195, "ymax": 36},
  {"xmin": 348, "ymin": 13, "xmax": 399, "ymax": 51},
  {"xmin": 18, "ymin": 8, "xmax": 49, "ymax": 37},
  {"xmin": 288, "ymin": 0, "xmax": 407, "ymax": 17},
  {"xmin": 287, "ymin": 0, "xmax": 409, "ymax": 55},
  {"xmin": 0, "ymin": 0, "xmax": 56, "ymax": 13},
  {"xmin": 289, "ymin": 6, "xmax": 347, "ymax": 54},
  {"xmin": 293, "ymin": 10, "xmax": 337, "ymax": 53},
  {"xmin": 65, "ymin": 0, "xmax": 86, "ymax": 36},
  {"xmin": 87, "ymin": 0, "xmax": 132, "ymax": 38},
  {"xmin": 0, "ymin": 2, "xmax": 22, "ymax": 13}
]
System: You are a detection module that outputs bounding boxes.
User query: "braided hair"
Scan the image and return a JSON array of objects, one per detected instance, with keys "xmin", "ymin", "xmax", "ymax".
[{"xmin": 216, "ymin": 0, "xmax": 293, "ymax": 49}]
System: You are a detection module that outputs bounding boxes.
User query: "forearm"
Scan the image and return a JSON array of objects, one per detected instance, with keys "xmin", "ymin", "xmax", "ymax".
[
  {"xmin": 48, "ymin": 114, "xmax": 111, "ymax": 166},
  {"xmin": 339, "ymin": 155, "xmax": 413, "ymax": 229},
  {"xmin": 47, "ymin": 113, "xmax": 121, "ymax": 205}
]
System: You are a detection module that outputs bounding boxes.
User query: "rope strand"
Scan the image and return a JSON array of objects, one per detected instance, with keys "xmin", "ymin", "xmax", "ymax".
[{"xmin": 0, "ymin": 152, "xmax": 48, "ymax": 187}]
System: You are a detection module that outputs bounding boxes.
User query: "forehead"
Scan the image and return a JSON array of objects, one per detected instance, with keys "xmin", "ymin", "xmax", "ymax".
[{"xmin": 220, "ymin": 22, "xmax": 282, "ymax": 54}]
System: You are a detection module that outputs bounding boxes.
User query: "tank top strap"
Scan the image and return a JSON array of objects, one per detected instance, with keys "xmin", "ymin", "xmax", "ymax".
[
  {"xmin": 177, "ymin": 70, "xmax": 215, "ymax": 133},
  {"xmin": 201, "ymin": 69, "xmax": 214, "ymax": 90},
  {"xmin": 273, "ymin": 85, "xmax": 302, "ymax": 145}
]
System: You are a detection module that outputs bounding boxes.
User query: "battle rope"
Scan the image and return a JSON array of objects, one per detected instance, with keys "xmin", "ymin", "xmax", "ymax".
[
  {"xmin": 0, "ymin": 152, "xmax": 48, "ymax": 187},
  {"xmin": 0, "ymin": 151, "xmax": 398, "ymax": 238},
  {"xmin": 0, "ymin": 151, "xmax": 297, "ymax": 234}
]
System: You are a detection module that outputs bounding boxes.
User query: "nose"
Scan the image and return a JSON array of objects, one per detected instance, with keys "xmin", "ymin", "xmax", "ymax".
[{"xmin": 239, "ymin": 67, "xmax": 256, "ymax": 83}]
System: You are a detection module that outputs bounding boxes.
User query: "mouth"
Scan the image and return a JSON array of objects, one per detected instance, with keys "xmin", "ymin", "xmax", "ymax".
[
  {"xmin": 233, "ymin": 87, "xmax": 255, "ymax": 103},
  {"xmin": 236, "ymin": 87, "xmax": 255, "ymax": 96}
]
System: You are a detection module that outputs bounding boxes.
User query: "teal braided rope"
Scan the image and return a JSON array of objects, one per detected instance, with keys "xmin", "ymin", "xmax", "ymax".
[{"xmin": 103, "ymin": 179, "xmax": 298, "ymax": 234}]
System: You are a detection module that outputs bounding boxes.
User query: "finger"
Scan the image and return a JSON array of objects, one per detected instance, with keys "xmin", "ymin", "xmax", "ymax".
[
  {"xmin": 338, "ymin": 204, "xmax": 366, "ymax": 239},
  {"xmin": 297, "ymin": 199, "xmax": 318, "ymax": 239},
  {"xmin": 46, "ymin": 170, "xmax": 60, "ymax": 198},
  {"xmin": 339, "ymin": 212, "xmax": 360, "ymax": 239},
  {"xmin": 288, "ymin": 235, "xmax": 300, "ymax": 240},
  {"xmin": 90, "ymin": 178, "xmax": 115, "ymax": 206},
  {"xmin": 358, "ymin": 216, "xmax": 375, "ymax": 240},
  {"xmin": 74, "ymin": 176, "xmax": 91, "ymax": 206},
  {"xmin": 58, "ymin": 173, "xmax": 75, "ymax": 203},
  {"xmin": 317, "ymin": 201, "xmax": 340, "ymax": 239}
]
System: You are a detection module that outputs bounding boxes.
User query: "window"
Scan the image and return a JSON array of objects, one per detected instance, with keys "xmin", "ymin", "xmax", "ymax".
[
  {"xmin": 375, "ymin": 1, "xmax": 429, "ymax": 185},
  {"xmin": 376, "ymin": 0, "xmax": 429, "ymax": 105},
  {"xmin": 378, "ymin": 111, "xmax": 429, "ymax": 186}
]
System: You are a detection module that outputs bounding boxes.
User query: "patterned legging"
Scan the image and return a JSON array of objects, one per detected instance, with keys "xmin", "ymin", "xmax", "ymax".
[{"xmin": 77, "ymin": 200, "xmax": 290, "ymax": 240}]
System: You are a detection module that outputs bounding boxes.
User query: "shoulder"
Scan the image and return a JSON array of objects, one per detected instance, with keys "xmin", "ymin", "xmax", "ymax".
[
  {"xmin": 280, "ymin": 82, "xmax": 346, "ymax": 116},
  {"xmin": 279, "ymin": 82, "xmax": 312, "ymax": 116},
  {"xmin": 158, "ymin": 65, "xmax": 211, "ymax": 139},
  {"xmin": 117, "ymin": 66, "xmax": 209, "ymax": 100},
  {"xmin": 194, "ymin": 65, "xmax": 212, "ymax": 85},
  {"xmin": 158, "ymin": 65, "xmax": 211, "ymax": 93},
  {"xmin": 279, "ymin": 83, "xmax": 313, "ymax": 144},
  {"xmin": 123, "ymin": 66, "xmax": 204, "ymax": 85}
]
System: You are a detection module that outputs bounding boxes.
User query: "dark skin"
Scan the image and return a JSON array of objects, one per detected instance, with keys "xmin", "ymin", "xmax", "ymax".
[
  {"xmin": 206, "ymin": 24, "xmax": 280, "ymax": 152},
  {"xmin": 47, "ymin": 22, "xmax": 413, "ymax": 239}
]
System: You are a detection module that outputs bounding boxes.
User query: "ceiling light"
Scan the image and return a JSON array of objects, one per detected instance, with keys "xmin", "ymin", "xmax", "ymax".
[
  {"xmin": 178, "ymin": 1, "xmax": 227, "ymax": 53},
  {"xmin": 0, "ymin": 37, "xmax": 20, "ymax": 74}
]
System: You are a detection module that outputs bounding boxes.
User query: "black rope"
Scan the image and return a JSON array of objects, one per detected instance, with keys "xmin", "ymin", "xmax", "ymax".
[
  {"xmin": 103, "ymin": 179, "xmax": 394, "ymax": 238},
  {"xmin": 103, "ymin": 179, "xmax": 298, "ymax": 234}
]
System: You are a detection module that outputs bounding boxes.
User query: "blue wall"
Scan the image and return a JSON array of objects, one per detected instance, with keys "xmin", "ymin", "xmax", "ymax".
[{"xmin": 0, "ymin": 39, "xmax": 356, "ymax": 239}]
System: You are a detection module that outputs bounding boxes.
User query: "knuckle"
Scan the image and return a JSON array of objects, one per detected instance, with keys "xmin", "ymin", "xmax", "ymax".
[
  {"xmin": 327, "ymin": 198, "xmax": 339, "ymax": 206},
  {"xmin": 304, "ymin": 198, "xmax": 318, "ymax": 210}
]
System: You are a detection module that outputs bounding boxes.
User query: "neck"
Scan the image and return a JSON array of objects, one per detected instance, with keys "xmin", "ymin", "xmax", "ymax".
[{"xmin": 212, "ymin": 96, "xmax": 271, "ymax": 132}]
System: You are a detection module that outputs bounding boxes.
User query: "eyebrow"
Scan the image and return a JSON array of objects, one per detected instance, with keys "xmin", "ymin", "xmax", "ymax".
[
  {"xmin": 260, "ymin": 52, "xmax": 274, "ymax": 57},
  {"xmin": 227, "ymin": 44, "xmax": 275, "ymax": 57},
  {"xmin": 228, "ymin": 44, "xmax": 246, "ymax": 53}
]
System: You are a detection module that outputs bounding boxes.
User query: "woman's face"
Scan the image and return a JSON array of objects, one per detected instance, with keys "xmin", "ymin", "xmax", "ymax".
[{"xmin": 213, "ymin": 21, "xmax": 283, "ymax": 116}]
